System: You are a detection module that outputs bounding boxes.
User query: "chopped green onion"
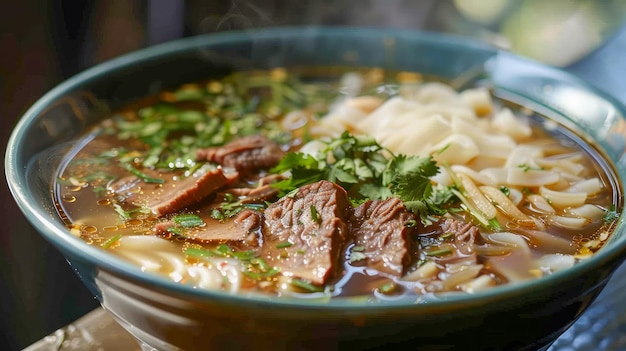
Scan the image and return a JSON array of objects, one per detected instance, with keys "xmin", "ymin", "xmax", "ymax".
[
  {"xmin": 243, "ymin": 267, "xmax": 280, "ymax": 280},
  {"xmin": 101, "ymin": 234, "xmax": 122, "ymax": 249},
  {"xmin": 185, "ymin": 246, "xmax": 256, "ymax": 261},
  {"xmin": 441, "ymin": 232, "xmax": 455, "ymax": 240},
  {"xmin": 499, "ymin": 186, "xmax": 510, "ymax": 197},
  {"xmin": 310, "ymin": 205, "xmax": 320, "ymax": 222},
  {"xmin": 425, "ymin": 247, "xmax": 453, "ymax": 257},
  {"xmin": 290, "ymin": 278, "xmax": 323, "ymax": 292},
  {"xmin": 167, "ymin": 227, "xmax": 184, "ymax": 236},
  {"xmin": 185, "ymin": 247, "xmax": 216, "ymax": 258},
  {"xmin": 250, "ymin": 258, "xmax": 270, "ymax": 272},
  {"xmin": 276, "ymin": 241, "xmax": 293, "ymax": 249},
  {"xmin": 112, "ymin": 203, "xmax": 131, "ymax": 220},
  {"xmin": 120, "ymin": 162, "xmax": 164, "ymax": 184},
  {"xmin": 404, "ymin": 219, "xmax": 417, "ymax": 228},
  {"xmin": 210, "ymin": 208, "xmax": 225, "ymax": 220},
  {"xmin": 378, "ymin": 282, "xmax": 397, "ymax": 294},
  {"xmin": 173, "ymin": 214, "xmax": 204, "ymax": 227}
]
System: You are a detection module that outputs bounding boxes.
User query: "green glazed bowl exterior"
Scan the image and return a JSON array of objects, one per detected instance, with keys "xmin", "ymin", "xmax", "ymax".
[{"xmin": 6, "ymin": 27, "xmax": 626, "ymax": 351}]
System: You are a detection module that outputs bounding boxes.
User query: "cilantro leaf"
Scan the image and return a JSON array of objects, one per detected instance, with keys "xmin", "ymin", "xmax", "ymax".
[{"xmin": 269, "ymin": 131, "xmax": 458, "ymax": 223}]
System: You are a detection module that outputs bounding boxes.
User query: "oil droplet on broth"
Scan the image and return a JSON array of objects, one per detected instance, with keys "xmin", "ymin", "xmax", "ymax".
[
  {"xmin": 103, "ymin": 226, "xmax": 118, "ymax": 231},
  {"xmin": 98, "ymin": 199, "xmax": 111, "ymax": 206},
  {"xmin": 62, "ymin": 194, "xmax": 77, "ymax": 203},
  {"xmin": 126, "ymin": 218, "xmax": 143, "ymax": 226},
  {"xmin": 83, "ymin": 225, "xmax": 98, "ymax": 233}
]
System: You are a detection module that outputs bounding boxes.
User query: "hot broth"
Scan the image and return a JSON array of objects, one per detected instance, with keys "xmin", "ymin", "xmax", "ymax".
[{"xmin": 55, "ymin": 68, "xmax": 621, "ymax": 300}]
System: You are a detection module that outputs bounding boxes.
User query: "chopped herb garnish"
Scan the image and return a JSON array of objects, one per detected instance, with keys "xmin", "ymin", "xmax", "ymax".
[
  {"xmin": 441, "ymin": 232, "xmax": 455, "ymax": 240},
  {"xmin": 377, "ymin": 282, "xmax": 397, "ymax": 294},
  {"xmin": 173, "ymin": 214, "xmax": 204, "ymax": 227},
  {"xmin": 276, "ymin": 241, "xmax": 293, "ymax": 249},
  {"xmin": 243, "ymin": 257, "xmax": 280, "ymax": 280},
  {"xmin": 112, "ymin": 203, "xmax": 131, "ymax": 220},
  {"xmin": 404, "ymin": 219, "xmax": 417, "ymax": 228},
  {"xmin": 120, "ymin": 162, "xmax": 165, "ymax": 184},
  {"xmin": 101, "ymin": 234, "xmax": 122, "ymax": 249},
  {"xmin": 517, "ymin": 164, "xmax": 543, "ymax": 172},
  {"xmin": 185, "ymin": 247, "xmax": 215, "ymax": 258},
  {"xmin": 166, "ymin": 226, "xmax": 184, "ymax": 236},
  {"xmin": 250, "ymin": 257, "xmax": 271, "ymax": 271},
  {"xmin": 210, "ymin": 208, "xmax": 225, "ymax": 220},
  {"xmin": 425, "ymin": 247, "xmax": 453, "ymax": 257},
  {"xmin": 500, "ymin": 186, "xmax": 511, "ymax": 197},
  {"xmin": 310, "ymin": 205, "xmax": 320, "ymax": 223},
  {"xmin": 290, "ymin": 278, "xmax": 323, "ymax": 292},
  {"xmin": 185, "ymin": 245, "xmax": 256, "ymax": 261},
  {"xmin": 604, "ymin": 205, "xmax": 620, "ymax": 223},
  {"xmin": 349, "ymin": 251, "xmax": 367, "ymax": 263},
  {"xmin": 270, "ymin": 131, "xmax": 457, "ymax": 225},
  {"xmin": 349, "ymin": 245, "xmax": 367, "ymax": 263},
  {"xmin": 243, "ymin": 267, "xmax": 281, "ymax": 280}
]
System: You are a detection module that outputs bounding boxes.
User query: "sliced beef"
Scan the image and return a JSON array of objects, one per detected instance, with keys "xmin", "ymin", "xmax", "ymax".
[
  {"xmin": 154, "ymin": 209, "xmax": 262, "ymax": 245},
  {"xmin": 438, "ymin": 218, "xmax": 477, "ymax": 256},
  {"xmin": 260, "ymin": 180, "xmax": 351, "ymax": 285},
  {"xmin": 196, "ymin": 135, "xmax": 285, "ymax": 175},
  {"xmin": 217, "ymin": 174, "xmax": 286, "ymax": 204},
  {"xmin": 147, "ymin": 168, "xmax": 231, "ymax": 216},
  {"xmin": 350, "ymin": 198, "xmax": 416, "ymax": 276},
  {"xmin": 110, "ymin": 167, "xmax": 231, "ymax": 217},
  {"xmin": 419, "ymin": 217, "xmax": 478, "ymax": 264}
]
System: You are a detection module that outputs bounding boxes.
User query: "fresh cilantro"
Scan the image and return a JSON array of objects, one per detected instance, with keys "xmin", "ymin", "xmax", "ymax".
[
  {"xmin": 270, "ymin": 131, "xmax": 458, "ymax": 224},
  {"xmin": 500, "ymin": 186, "xmax": 510, "ymax": 197},
  {"xmin": 604, "ymin": 205, "xmax": 620, "ymax": 223}
]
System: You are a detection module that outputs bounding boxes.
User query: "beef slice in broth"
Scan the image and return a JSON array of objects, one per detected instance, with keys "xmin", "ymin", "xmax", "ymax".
[
  {"xmin": 154, "ymin": 209, "xmax": 262, "ymax": 245},
  {"xmin": 260, "ymin": 180, "xmax": 351, "ymax": 285},
  {"xmin": 350, "ymin": 197, "xmax": 416, "ymax": 276},
  {"xmin": 197, "ymin": 135, "xmax": 285, "ymax": 175},
  {"xmin": 109, "ymin": 167, "xmax": 231, "ymax": 217}
]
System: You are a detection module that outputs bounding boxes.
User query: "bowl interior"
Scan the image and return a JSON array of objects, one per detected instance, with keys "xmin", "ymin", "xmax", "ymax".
[{"xmin": 6, "ymin": 27, "xmax": 626, "ymax": 310}]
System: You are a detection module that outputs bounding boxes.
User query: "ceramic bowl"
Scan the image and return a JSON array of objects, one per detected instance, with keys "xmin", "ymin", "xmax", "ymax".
[{"xmin": 6, "ymin": 27, "xmax": 626, "ymax": 351}]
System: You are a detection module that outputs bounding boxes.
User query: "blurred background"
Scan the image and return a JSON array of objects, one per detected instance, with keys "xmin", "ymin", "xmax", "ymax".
[{"xmin": 1, "ymin": 0, "xmax": 625, "ymax": 350}]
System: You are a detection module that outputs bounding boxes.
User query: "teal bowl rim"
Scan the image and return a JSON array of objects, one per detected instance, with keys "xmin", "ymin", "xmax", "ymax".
[{"xmin": 6, "ymin": 26, "xmax": 626, "ymax": 311}]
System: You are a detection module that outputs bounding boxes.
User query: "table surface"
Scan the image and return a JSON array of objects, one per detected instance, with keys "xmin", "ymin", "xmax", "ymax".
[{"xmin": 22, "ymin": 26, "xmax": 626, "ymax": 351}]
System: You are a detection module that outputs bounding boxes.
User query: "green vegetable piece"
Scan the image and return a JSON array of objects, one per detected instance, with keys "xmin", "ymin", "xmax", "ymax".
[
  {"xmin": 290, "ymin": 278, "xmax": 323, "ymax": 292},
  {"xmin": 378, "ymin": 282, "xmax": 397, "ymax": 294},
  {"xmin": 120, "ymin": 162, "xmax": 165, "ymax": 184},
  {"xmin": 310, "ymin": 205, "xmax": 320, "ymax": 223},
  {"xmin": 101, "ymin": 234, "xmax": 122, "ymax": 249},
  {"xmin": 276, "ymin": 241, "xmax": 293, "ymax": 249},
  {"xmin": 425, "ymin": 247, "xmax": 453, "ymax": 257},
  {"xmin": 173, "ymin": 214, "xmax": 204, "ymax": 228}
]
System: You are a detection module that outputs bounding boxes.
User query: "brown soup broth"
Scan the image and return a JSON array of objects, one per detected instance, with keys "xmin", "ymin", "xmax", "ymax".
[{"xmin": 54, "ymin": 67, "xmax": 622, "ymax": 300}]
